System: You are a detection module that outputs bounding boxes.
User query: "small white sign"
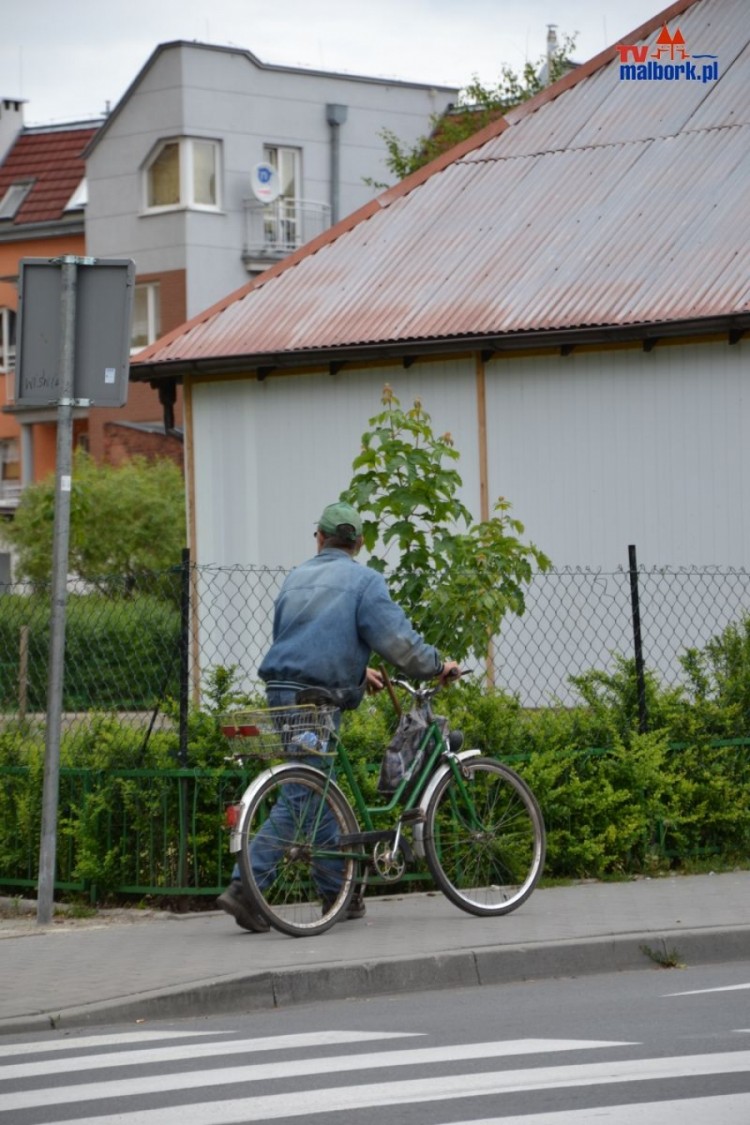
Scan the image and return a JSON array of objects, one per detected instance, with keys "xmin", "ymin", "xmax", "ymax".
[
  {"xmin": 250, "ymin": 162, "xmax": 280, "ymax": 204},
  {"xmin": 60, "ymin": 475, "xmax": 72, "ymax": 492},
  {"xmin": 104, "ymin": 367, "xmax": 116, "ymax": 384}
]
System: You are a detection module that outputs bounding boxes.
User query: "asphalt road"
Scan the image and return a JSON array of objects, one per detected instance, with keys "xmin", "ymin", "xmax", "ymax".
[{"xmin": 2, "ymin": 959, "xmax": 749, "ymax": 1123}]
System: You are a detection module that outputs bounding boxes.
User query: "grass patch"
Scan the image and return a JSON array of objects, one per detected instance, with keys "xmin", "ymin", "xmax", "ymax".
[{"xmin": 640, "ymin": 942, "xmax": 685, "ymax": 969}]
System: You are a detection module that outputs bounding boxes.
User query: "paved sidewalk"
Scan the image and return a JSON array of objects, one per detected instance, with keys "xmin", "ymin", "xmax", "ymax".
[{"xmin": 1, "ymin": 872, "xmax": 748, "ymax": 1036}]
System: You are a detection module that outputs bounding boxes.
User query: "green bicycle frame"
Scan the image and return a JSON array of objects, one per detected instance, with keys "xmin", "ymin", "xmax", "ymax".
[
  {"xmin": 267, "ymin": 715, "xmax": 482, "ymax": 873},
  {"xmin": 330, "ymin": 716, "xmax": 478, "ymax": 832}
]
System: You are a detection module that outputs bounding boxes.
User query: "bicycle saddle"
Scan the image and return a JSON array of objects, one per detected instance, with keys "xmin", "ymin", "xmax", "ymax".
[{"xmin": 295, "ymin": 686, "xmax": 344, "ymax": 707}]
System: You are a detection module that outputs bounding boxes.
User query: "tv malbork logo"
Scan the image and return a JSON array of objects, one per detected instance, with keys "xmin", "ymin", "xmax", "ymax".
[{"xmin": 617, "ymin": 23, "xmax": 719, "ymax": 83}]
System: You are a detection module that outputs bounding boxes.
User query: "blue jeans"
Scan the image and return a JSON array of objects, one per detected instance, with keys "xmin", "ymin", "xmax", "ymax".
[{"xmin": 232, "ymin": 688, "xmax": 344, "ymax": 900}]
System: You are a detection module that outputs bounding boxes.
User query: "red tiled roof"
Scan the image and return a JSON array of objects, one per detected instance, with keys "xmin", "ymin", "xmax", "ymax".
[{"xmin": 0, "ymin": 125, "xmax": 99, "ymax": 226}]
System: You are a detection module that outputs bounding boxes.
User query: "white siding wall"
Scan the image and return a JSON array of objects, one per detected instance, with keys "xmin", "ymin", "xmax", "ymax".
[
  {"xmin": 483, "ymin": 340, "xmax": 749, "ymax": 569},
  {"xmin": 191, "ymin": 359, "xmax": 480, "ymax": 569},
  {"xmin": 190, "ymin": 339, "xmax": 749, "ymax": 696},
  {"xmin": 190, "ymin": 361, "xmax": 477, "ymax": 687},
  {"xmin": 192, "ymin": 339, "xmax": 750, "ymax": 571}
]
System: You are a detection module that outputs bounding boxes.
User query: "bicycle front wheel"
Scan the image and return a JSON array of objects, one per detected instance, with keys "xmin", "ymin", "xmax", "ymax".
[
  {"xmin": 238, "ymin": 766, "xmax": 360, "ymax": 937},
  {"xmin": 424, "ymin": 756, "xmax": 545, "ymax": 916}
]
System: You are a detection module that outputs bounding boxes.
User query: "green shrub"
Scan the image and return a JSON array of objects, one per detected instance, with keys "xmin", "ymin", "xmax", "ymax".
[
  {"xmin": 0, "ymin": 593, "xmax": 180, "ymax": 711},
  {"xmin": 2, "ymin": 632, "xmax": 749, "ymax": 901}
]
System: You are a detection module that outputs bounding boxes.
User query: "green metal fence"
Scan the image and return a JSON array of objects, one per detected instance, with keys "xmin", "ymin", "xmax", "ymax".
[
  {"xmin": 0, "ymin": 765, "xmax": 254, "ymax": 902},
  {"xmin": 2, "ymin": 739, "xmax": 747, "ymax": 904}
]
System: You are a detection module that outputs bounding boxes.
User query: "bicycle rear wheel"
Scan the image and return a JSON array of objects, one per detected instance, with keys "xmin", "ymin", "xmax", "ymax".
[
  {"xmin": 424, "ymin": 756, "xmax": 545, "ymax": 916},
  {"xmin": 238, "ymin": 765, "xmax": 360, "ymax": 937}
]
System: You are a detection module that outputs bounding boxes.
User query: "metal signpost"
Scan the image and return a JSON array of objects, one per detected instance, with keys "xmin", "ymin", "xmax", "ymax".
[{"xmin": 15, "ymin": 255, "xmax": 135, "ymax": 924}]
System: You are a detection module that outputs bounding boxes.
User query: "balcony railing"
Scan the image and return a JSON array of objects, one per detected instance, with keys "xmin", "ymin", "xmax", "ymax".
[{"xmin": 243, "ymin": 197, "xmax": 331, "ymax": 266}]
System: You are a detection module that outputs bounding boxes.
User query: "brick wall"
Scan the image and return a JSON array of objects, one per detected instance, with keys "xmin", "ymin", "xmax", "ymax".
[{"xmin": 103, "ymin": 422, "xmax": 184, "ymax": 470}]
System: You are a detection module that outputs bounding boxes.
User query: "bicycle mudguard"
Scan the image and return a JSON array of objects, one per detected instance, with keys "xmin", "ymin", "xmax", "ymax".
[
  {"xmin": 228, "ymin": 761, "xmax": 352, "ymax": 854},
  {"xmin": 411, "ymin": 748, "xmax": 482, "ymax": 859}
]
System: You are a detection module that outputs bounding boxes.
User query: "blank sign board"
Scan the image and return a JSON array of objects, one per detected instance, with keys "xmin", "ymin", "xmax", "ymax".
[{"xmin": 15, "ymin": 258, "xmax": 135, "ymax": 407}]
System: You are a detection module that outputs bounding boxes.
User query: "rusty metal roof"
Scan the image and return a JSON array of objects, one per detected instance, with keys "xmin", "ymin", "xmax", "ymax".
[{"xmin": 133, "ymin": 0, "xmax": 750, "ymax": 378}]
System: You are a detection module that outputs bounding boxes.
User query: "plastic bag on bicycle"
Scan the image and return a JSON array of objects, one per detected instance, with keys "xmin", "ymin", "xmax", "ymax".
[{"xmin": 377, "ymin": 707, "xmax": 447, "ymax": 794}]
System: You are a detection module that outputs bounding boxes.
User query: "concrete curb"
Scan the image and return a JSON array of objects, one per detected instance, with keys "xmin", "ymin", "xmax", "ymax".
[{"xmin": 1, "ymin": 923, "xmax": 747, "ymax": 1037}]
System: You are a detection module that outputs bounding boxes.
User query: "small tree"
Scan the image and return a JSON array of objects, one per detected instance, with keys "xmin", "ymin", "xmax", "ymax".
[
  {"xmin": 2, "ymin": 451, "xmax": 186, "ymax": 594},
  {"xmin": 375, "ymin": 36, "xmax": 576, "ymax": 183},
  {"xmin": 341, "ymin": 386, "xmax": 550, "ymax": 665}
]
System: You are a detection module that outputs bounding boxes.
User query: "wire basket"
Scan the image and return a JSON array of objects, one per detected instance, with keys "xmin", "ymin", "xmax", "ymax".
[{"xmin": 220, "ymin": 705, "xmax": 337, "ymax": 758}]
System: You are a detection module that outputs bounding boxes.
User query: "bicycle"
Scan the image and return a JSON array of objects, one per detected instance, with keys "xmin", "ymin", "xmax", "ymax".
[{"xmin": 222, "ymin": 675, "xmax": 545, "ymax": 938}]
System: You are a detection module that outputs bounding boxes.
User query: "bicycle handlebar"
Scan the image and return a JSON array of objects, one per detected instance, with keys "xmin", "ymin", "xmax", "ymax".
[{"xmin": 391, "ymin": 668, "xmax": 471, "ymax": 699}]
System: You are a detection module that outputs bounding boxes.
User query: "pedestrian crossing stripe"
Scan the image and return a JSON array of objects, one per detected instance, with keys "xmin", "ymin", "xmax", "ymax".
[
  {"xmin": 0, "ymin": 1028, "xmax": 422, "ymax": 1079},
  {"xmin": 666, "ymin": 982, "xmax": 750, "ymax": 996},
  {"xmin": 433, "ymin": 1093, "xmax": 750, "ymax": 1125},
  {"xmin": 0, "ymin": 1038, "xmax": 633, "ymax": 1112},
  {"xmin": 14, "ymin": 1047, "xmax": 749, "ymax": 1125},
  {"xmin": 0, "ymin": 1030, "xmax": 223, "ymax": 1059}
]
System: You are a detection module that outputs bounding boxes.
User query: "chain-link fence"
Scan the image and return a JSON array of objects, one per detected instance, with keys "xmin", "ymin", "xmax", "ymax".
[
  {"xmin": 492, "ymin": 564, "xmax": 750, "ymax": 708},
  {"xmin": 2, "ymin": 557, "xmax": 749, "ymax": 901},
  {"xmin": 1, "ymin": 559, "xmax": 749, "ymax": 748}
]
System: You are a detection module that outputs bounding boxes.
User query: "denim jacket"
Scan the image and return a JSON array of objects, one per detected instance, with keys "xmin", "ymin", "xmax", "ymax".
[{"xmin": 258, "ymin": 548, "xmax": 443, "ymax": 709}]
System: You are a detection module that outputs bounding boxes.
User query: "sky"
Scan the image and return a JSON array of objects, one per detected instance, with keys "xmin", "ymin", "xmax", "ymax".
[{"xmin": 4, "ymin": 0, "xmax": 665, "ymax": 127}]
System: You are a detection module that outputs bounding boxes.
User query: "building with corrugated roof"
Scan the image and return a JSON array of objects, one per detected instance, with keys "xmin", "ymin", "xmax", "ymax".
[{"xmin": 132, "ymin": 0, "xmax": 749, "ymax": 581}]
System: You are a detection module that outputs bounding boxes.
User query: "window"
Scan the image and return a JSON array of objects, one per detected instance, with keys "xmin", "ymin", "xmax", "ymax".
[
  {"xmin": 0, "ymin": 181, "xmax": 33, "ymax": 221},
  {"xmin": 131, "ymin": 283, "xmax": 161, "ymax": 352},
  {"xmin": 148, "ymin": 143, "xmax": 180, "ymax": 207},
  {"xmin": 192, "ymin": 141, "xmax": 217, "ymax": 206},
  {"xmin": 144, "ymin": 138, "xmax": 220, "ymax": 211},
  {"xmin": 0, "ymin": 438, "xmax": 20, "ymax": 499},
  {"xmin": 263, "ymin": 146, "xmax": 301, "ymax": 248},
  {"xmin": 0, "ymin": 307, "xmax": 16, "ymax": 372}
]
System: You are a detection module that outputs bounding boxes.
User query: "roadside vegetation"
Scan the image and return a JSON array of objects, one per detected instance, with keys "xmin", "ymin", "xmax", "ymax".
[
  {"xmin": 0, "ymin": 388, "xmax": 747, "ymax": 903},
  {"xmin": 1, "ymin": 622, "xmax": 748, "ymax": 902}
]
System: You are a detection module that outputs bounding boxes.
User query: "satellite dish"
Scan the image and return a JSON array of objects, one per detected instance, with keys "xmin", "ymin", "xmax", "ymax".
[{"xmin": 250, "ymin": 162, "xmax": 280, "ymax": 203}]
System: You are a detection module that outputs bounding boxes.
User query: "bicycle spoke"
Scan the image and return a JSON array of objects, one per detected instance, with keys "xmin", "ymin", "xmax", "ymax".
[
  {"xmin": 424, "ymin": 758, "xmax": 545, "ymax": 916},
  {"xmin": 239, "ymin": 766, "xmax": 359, "ymax": 936}
]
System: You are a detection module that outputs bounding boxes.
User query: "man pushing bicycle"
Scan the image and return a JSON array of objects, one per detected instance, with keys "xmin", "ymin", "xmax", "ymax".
[{"xmin": 217, "ymin": 501, "xmax": 459, "ymax": 933}]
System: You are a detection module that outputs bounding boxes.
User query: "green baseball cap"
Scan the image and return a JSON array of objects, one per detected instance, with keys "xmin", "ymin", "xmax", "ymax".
[{"xmin": 317, "ymin": 501, "xmax": 363, "ymax": 541}]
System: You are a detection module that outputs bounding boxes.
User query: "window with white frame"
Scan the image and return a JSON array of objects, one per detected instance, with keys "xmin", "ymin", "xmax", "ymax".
[
  {"xmin": 0, "ymin": 307, "xmax": 16, "ymax": 372},
  {"xmin": 263, "ymin": 146, "xmax": 301, "ymax": 248},
  {"xmin": 144, "ymin": 138, "xmax": 220, "ymax": 211},
  {"xmin": 130, "ymin": 283, "xmax": 161, "ymax": 352}
]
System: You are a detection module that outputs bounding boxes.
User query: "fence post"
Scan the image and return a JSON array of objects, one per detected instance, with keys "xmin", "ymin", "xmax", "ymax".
[
  {"xmin": 18, "ymin": 625, "xmax": 29, "ymax": 720},
  {"xmin": 177, "ymin": 547, "xmax": 191, "ymax": 899},
  {"xmin": 178, "ymin": 547, "xmax": 190, "ymax": 767},
  {"xmin": 628, "ymin": 544, "xmax": 648, "ymax": 734}
]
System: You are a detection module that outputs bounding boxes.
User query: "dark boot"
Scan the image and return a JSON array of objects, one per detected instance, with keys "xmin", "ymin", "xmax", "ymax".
[
  {"xmin": 322, "ymin": 891, "xmax": 366, "ymax": 921},
  {"xmin": 216, "ymin": 882, "xmax": 270, "ymax": 933}
]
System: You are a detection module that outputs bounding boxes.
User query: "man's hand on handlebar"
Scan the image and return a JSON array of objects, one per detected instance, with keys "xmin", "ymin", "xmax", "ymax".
[{"xmin": 438, "ymin": 660, "xmax": 462, "ymax": 684}]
